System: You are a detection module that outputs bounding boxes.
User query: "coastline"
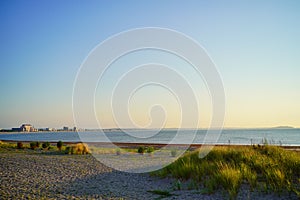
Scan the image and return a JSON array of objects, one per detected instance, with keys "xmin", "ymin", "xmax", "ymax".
[
  {"xmin": 0, "ymin": 131, "xmax": 78, "ymax": 134},
  {"xmin": 1, "ymin": 139, "xmax": 300, "ymax": 150}
]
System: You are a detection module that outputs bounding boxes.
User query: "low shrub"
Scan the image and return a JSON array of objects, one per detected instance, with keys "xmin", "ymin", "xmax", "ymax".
[
  {"xmin": 65, "ymin": 143, "xmax": 90, "ymax": 155},
  {"xmin": 57, "ymin": 141, "xmax": 63, "ymax": 151},
  {"xmin": 30, "ymin": 142, "xmax": 35, "ymax": 150},
  {"xmin": 17, "ymin": 142, "xmax": 23, "ymax": 149},
  {"xmin": 42, "ymin": 142, "xmax": 50, "ymax": 149},
  {"xmin": 30, "ymin": 141, "xmax": 40, "ymax": 150},
  {"xmin": 147, "ymin": 146, "xmax": 154, "ymax": 153},
  {"xmin": 65, "ymin": 146, "xmax": 72, "ymax": 154},
  {"xmin": 138, "ymin": 146, "xmax": 145, "ymax": 154}
]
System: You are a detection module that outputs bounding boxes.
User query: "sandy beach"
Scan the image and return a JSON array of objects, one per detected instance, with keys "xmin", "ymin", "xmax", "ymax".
[{"xmin": 0, "ymin": 143, "xmax": 299, "ymax": 199}]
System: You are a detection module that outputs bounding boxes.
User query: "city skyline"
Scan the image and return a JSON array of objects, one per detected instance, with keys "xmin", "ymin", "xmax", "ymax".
[
  {"xmin": 1, "ymin": 1, "xmax": 300, "ymax": 129},
  {"xmin": 0, "ymin": 122, "xmax": 297, "ymax": 131}
]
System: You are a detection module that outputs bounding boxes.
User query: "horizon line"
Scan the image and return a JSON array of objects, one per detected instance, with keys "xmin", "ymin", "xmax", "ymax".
[{"xmin": 1, "ymin": 126, "xmax": 298, "ymax": 130}]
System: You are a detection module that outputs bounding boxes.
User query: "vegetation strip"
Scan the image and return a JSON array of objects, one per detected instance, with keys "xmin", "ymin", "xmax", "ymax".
[{"xmin": 152, "ymin": 145, "xmax": 300, "ymax": 199}]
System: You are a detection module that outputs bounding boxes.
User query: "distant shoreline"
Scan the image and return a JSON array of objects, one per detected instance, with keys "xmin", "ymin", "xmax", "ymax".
[
  {"xmin": 1, "ymin": 129, "xmax": 299, "ymax": 148},
  {"xmin": 0, "ymin": 126, "xmax": 299, "ymax": 134},
  {"xmin": 0, "ymin": 131, "xmax": 78, "ymax": 134},
  {"xmin": 1, "ymin": 140, "xmax": 300, "ymax": 150}
]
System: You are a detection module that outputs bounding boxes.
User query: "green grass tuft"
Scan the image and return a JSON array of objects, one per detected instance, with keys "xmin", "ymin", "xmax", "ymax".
[{"xmin": 215, "ymin": 163, "xmax": 242, "ymax": 199}]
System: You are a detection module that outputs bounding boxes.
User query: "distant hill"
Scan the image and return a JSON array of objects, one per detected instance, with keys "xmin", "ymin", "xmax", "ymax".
[{"xmin": 272, "ymin": 126, "xmax": 294, "ymax": 129}]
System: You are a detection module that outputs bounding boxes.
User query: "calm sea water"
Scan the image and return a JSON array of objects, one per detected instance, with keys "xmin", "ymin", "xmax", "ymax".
[{"xmin": 0, "ymin": 128, "xmax": 299, "ymax": 146}]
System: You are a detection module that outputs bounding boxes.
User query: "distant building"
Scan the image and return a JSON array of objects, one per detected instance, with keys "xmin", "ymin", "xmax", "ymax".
[
  {"xmin": 19, "ymin": 124, "xmax": 36, "ymax": 132},
  {"xmin": 12, "ymin": 128, "xmax": 21, "ymax": 132},
  {"xmin": 38, "ymin": 128, "xmax": 52, "ymax": 132},
  {"xmin": 45, "ymin": 128, "xmax": 56, "ymax": 132},
  {"xmin": 63, "ymin": 126, "xmax": 69, "ymax": 131}
]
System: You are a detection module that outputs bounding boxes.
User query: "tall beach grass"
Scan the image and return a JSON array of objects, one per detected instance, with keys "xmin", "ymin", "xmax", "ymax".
[{"xmin": 152, "ymin": 145, "xmax": 300, "ymax": 199}]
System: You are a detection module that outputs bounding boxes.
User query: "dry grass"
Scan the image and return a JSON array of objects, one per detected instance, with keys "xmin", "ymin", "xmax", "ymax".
[{"xmin": 65, "ymin": 143, "xmax": 90, "ymax": 155}]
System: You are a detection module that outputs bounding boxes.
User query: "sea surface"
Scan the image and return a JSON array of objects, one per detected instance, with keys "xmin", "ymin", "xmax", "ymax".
[{"xmin": 0, "ymin": 128, "xmax": 299, "ymax": 146}]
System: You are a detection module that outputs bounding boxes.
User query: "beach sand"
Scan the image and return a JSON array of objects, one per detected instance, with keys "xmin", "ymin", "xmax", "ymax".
[{"xmin": 0, "ymin": 145, "xmax": 298, "ymax": 199}]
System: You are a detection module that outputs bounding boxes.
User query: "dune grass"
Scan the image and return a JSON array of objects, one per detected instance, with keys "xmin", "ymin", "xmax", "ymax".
[
  {"xmin": 65, "ymin": 143, "xmax": 90, "ymax": 155},
  {"xmin": 152, "ymin": 145, "xmax": 300, "ymax": 199}
]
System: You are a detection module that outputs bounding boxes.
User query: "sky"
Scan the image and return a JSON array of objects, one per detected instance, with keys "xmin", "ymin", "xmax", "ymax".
[{"xmin": 0, "ymin": 0, "xmax": 299, "ymax": 129}]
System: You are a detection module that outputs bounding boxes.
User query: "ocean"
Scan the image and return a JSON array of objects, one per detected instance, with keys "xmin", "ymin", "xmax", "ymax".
[{"xmin": 0, "ymin": 128, "xmax": 299, "ymax": 146}]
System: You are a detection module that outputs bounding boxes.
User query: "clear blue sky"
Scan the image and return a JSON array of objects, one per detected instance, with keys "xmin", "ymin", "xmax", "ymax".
[{"xmin": 0, "ymin": 0, "xmax": 299, "ymax": 129}]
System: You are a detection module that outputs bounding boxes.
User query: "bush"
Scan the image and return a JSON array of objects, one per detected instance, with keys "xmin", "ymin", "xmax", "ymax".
[
  {"xmin": 138, "ymin": 146, "xmax": 145, "ymax": 154},
  {"xmin": 30, "ymin": 141, "xmax": 40, "ymax": 150},
  {"xmin": 65, "ymin": 146, "xmax": 72, "ymax": 154},
  {"xmin": 57, "ymin": 141, "xmax": 63, "ymax": 151},
  {"xmin": 17, "ymin": 142, "xmax": 23, "ymax": 149},
  {"xmin": 147, "ymin": 146, "xmax": 154, "ymax": 153},
  {"xmin": 65, "ymin": 143, "xmax": 90, "ymax": 155},
  {"xmin": 42, "ymin": 142, "xmax": 50, "ymax": 149}
]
